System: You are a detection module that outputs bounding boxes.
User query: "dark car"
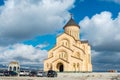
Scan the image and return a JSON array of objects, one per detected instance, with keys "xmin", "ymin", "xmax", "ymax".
[
  {"xmin": 29, "ymin": 71, "xmax": 37, "ymax": 77},
  {"xmin": 47, "ymin": 70, "xmax": 57, "ymax": 77},
  {"xmin": 9, "ymin": 71, "xmax": 18, "ymax": 76},
  {"xmin": 4, "ymin": 71, "xmax": 10, "ymax": 76}
]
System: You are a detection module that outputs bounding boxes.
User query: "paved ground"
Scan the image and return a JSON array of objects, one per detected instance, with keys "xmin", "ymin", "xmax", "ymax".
[{"xmin": 0, "ymin": 73, "xmax": 120, "ymax": 80}]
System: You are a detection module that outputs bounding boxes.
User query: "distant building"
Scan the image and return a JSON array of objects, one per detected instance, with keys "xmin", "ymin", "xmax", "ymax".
[
  {"xmin": 8, "ymin": 61, "xmax": 20, "ymax": 72},
  {"xmin": 44, "ymin": 16, "xmax": 92, "ymax": 72}
]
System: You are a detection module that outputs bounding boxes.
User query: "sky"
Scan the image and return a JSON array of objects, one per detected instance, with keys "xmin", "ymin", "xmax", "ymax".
[{"xmin": 0, "ymin": 0, "xmax": 120, "ymax": 71}]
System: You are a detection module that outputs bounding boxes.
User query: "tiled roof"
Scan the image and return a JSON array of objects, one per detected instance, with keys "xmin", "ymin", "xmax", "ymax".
[
  {"xmin": 63, "ymin": 17, "xmax": 80, "ymax": 29},
  {"xmin": 9, "ymin": 61, "xmax": 19, "ymax": 64}
]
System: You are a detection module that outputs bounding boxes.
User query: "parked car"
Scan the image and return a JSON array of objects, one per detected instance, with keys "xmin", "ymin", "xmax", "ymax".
[
  {"xmin": 37, "ymin": 71, "xmax": 46, "ymax": 77},
  {"xmin": 0, "ymin": 70, "xmax": 4, "ymax": 76},
  {"xmin": 9, "ymin": 71, "xmax": 18, "ymax": 76},
  {"xmin": 47, "ymin": 70, "xmax": 57, "ymax": 77},
  {"xmin": 4, "ymin": 70, "xmax": 10, "ymax": 76},
  {"xmin": 24, "ymin": 70, "xmax": 30, "ymax": 76},
  {"xmin": 19, "ymin": 71, "xmax": 25, "ymax": 76},
  {"xmin": 19, "ymin": 70, "xmax": 30, "ymax": 76},
  {"xmin": 29, "ymin": 70, "xmax": 37, "ymax": 77}
]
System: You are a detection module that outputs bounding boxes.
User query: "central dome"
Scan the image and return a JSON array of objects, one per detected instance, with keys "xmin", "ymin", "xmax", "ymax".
[
  {"xmin": 63, "ymin": 17, "xmax": 80, "ymax": 29},
  {"xmin": 63, "ymin": 17, "xmax": 80, "ymax": 40}
]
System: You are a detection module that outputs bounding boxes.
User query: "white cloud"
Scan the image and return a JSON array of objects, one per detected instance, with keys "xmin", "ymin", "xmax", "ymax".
[
  {"xmin": 80, "ymin": 11, "xmax": 120, "ymax": 71},
  {"xmin": 91, "ymin": 50, "xmax": 120, "ymax": 71},
  {"xmin": 35, "ymin": 43, "xmax": 49, "ymax": 49},
  {"xmin": 0, "ymin": 0, "xmax": 75, "ymax": 45},
  {"xmin": 0, "ymin": 43, "xmax": 48, "ymax": 64},
  {"xmin": 80, "ymin": 11, "xmax": 120, "ymax": 51}
]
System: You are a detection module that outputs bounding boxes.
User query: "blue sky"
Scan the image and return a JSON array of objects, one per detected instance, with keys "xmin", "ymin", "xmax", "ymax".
[{"xmin": 0, "ymin": 0, "xmax": 120, "ymax": 71}]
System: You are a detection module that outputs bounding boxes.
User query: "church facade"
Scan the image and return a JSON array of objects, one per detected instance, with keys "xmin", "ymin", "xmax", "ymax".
[{"xmin": 44, "ymin": 17, "xmax": 92, "ymax": 72}]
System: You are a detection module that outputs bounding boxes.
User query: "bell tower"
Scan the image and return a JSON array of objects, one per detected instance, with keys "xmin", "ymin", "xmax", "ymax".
[{"xmin": 63, "ymin": 15, "xmax": 80, "ymax": 40}]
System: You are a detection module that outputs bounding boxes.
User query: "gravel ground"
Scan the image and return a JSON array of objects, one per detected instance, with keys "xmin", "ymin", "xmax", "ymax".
[{"xmin": 0, "ymin": 73, "xmax": 120, "ymax": 80}]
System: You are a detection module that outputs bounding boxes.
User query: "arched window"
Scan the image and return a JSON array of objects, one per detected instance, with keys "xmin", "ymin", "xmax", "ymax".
[
  {"xmin": 63, "ymin": 40, "xmax": 68, "ymax": 46},
  {"xmin": 59, "ymin": 51, "xmax": 68, "ymax": 60},
  {"xmin": 59, "ymin": 53, "xmax": 63, "ymax": 58},
  {"xmin": 73, "ymin": 63, "xmax": 76, "ymax": 68},
  {"xmin": 64, "ymin": 53, "xmax": 68, "ymax": 60},
  {"xmin": 74, "ymin": 52, "xmax": 80, "ymax": 59},
  {"xmin": 77, "ymin": 63, "xmax": 80, "ymax": 71},
  {"xmin": 13, "ymin": 66, "xmax": 16, "ymax": 71},
  {"xmin": 18, "ymin": 67, "xmax": 19, "ymax": 70},
  {"xmin": 73, "ymin": 63, "xmax": 76, "ymax": 71},
  {"xmin": 77, "ymin": 63, "xmax": 79, "ymax": 68},
  {"xmin": 61, "ymin": 39, "xmax": 69, "ymax": 47},
  {"xmin": 9, "ymin": 66, "xmax": 12, "ymax": 71}
]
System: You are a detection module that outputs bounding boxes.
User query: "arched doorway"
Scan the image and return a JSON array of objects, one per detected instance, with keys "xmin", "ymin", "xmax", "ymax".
[
  {"xmin": 57, "ymin": 63, "xmax": 64, "ymax": 72},
  {"xmin": 59, "ymin": 64, "xmax": 63, "ymax": 72}
]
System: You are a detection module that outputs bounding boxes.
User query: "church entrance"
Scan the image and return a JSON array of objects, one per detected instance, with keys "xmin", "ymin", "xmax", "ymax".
[
  {"xmin": 59, "ymin": 64, "xmax": 63, "ymax": 72},
  {"xmin": 57, "ymin": 63, "xmax": 64, "ymax": 72}
]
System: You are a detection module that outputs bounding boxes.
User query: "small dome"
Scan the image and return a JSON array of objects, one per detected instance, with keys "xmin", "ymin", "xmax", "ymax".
[
  {"xmin": 9, "ymin": 61, "xmax": 19, "ymax": 65},
  {"xmin": 63, "ymin": 17, "xmax": 80, "ymax": 29}
]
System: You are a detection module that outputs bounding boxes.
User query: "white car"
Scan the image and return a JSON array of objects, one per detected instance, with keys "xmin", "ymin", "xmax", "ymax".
[
  {"xmin": 24, "ymin": 71, "xmax": 30, "ymax": 76},
  {"xmin": 19, "ymin": 70, "xmax": 30, "ymax": 76},
  {"xmin": 19, "ymin": 71, "xmax": 25, "ymax": 76},
  {"xmin": 37, "ymin": 71, "xmax": 45, "ymax": 77}
]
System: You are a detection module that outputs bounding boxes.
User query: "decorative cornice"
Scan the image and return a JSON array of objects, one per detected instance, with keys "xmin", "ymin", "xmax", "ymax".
[
  {"xmin": 52, "ymin": 45, "xmax": 73, "ymax": 52},
  {"xmin": 71, "ymin": 56, "xmax": 83, "ymax": 61},
  {"xmin": 52, "ymin": 58, "xmax": 69, "ymax": 63},
  {"xmin": 73, "ymin": 45, "xmax": 86, "ymax": 54}
]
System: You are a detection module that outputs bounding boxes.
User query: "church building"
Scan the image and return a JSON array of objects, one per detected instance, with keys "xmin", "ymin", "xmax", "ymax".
[{"xmin": 44, "ymin": 16, "xmax": 92, "ymax": 72}]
